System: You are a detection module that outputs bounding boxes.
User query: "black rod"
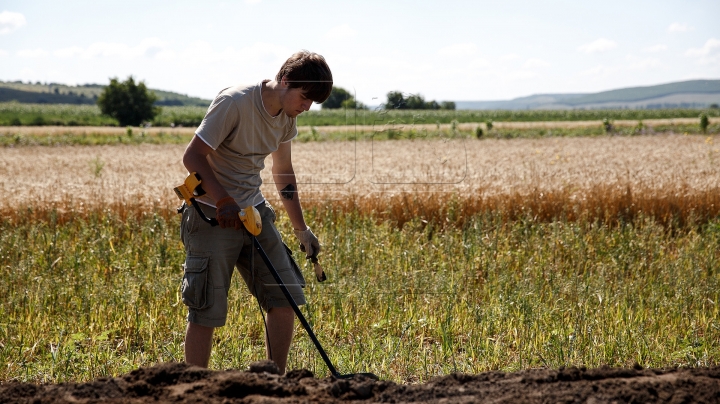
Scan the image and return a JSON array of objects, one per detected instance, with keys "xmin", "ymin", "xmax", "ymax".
[{"xmin": 252, "ymin": 236, "xmax": 341, "ymax": 377}]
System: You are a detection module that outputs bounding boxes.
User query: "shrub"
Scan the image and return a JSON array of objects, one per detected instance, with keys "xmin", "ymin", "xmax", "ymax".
[
  {"xmin": 603, "ymin": 118, "xmax": 613, "ymax": 133},
  {"xmin": 700, "ymin": 113, "xmax": 709, "ymax": 133},
  {"xmin": 97, "ymin": 76, "xmax": 160, "ymax": 126}
]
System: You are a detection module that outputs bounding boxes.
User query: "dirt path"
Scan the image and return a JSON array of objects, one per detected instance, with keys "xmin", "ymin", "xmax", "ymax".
[{"xmin": 2, "ymin": 362, "xmax": 718, "ymax": 403}]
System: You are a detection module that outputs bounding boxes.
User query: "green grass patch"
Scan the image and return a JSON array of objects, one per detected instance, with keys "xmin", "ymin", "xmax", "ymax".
[
  {"xmin": 1, "ymin": 122, "xmax": 717, "ymax": 147},
  {"xmin": 1, "ymin": 207, "xmax": 718, "ymax": 383},
  {"xmin": 0, "ymin": 129, "xmax": 192, "ymax": 147},
  {"xmin": 2, "ymin": 102, "xmax": 719, "ymax": 128},
  {"xmin": 297, "ymin": 108, "xmax": 720, "ymax": 126}
]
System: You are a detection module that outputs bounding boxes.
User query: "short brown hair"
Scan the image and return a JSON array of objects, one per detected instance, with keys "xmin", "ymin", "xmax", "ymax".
[{"xmin": 276, "ymin": 50, "xmax": 333, "ymax": 103}]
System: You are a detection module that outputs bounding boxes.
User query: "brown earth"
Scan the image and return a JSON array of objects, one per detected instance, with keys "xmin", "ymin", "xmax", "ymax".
[{"xmin": 2, "ymin": 361, "xmax": 718, "ymax": 403}]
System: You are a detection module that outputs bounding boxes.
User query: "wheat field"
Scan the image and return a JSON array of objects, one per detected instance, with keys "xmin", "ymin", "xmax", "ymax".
[
  {"xmin": 0, "ymin": 133, "xmax": 718, "ymax": 226},
  {"xmin": 2, "ymin": 134, "xmax": 719, "ymax": 382}
]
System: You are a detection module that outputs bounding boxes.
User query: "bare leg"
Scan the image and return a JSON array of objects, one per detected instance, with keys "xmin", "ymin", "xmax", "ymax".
[
  {"xmin": 185, "ymin": 322, "xmax": 214, "ymax": 368},
  {"xmin": 265, "ymin": 306, "xmax": 295, "ymax": 374}
]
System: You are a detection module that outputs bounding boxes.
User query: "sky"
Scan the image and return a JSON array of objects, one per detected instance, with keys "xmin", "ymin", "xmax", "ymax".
[{"xmin": 1, "ymin": 0, "xmax": 719, "ymax": 107}]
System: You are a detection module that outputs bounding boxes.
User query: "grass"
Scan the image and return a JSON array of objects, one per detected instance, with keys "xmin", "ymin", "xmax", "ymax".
[
  {"xmin": 0, "ymin": 205, "xmax": 718, "ymax": 383},
  {"xmin": 1, "ymin": 136, "xmax": 719, "ymax": 384},
  {"xmin": 298, "ymin": 107, "xmax": 720, "ymax": 126},
  {"xmin": 0, "ymin": 103, "xmax": 207, "ymax": 128},
  {"xmin": 1, "ymin": 121, "xmax": 717, "ymax": 147},
  {"xmin": 0, "ymin": 126, "xmax": 193, "ymax": 147},
  {"xmin": 2, "ymin": 101, "xmax": 719, "ymax": 127}
]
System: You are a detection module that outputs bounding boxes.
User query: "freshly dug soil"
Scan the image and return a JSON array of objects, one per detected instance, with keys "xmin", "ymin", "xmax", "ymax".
[{"xmin": 2, "ymin": 361, "xmax": 719, "ymax": 403}]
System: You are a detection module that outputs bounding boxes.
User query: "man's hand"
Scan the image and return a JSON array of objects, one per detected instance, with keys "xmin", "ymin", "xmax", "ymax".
[
  {"xmin": 294, "ymin": 227, "xmax": 321, "ymax": 258},
  {"xmin": 216, "ymin": 197, "xmax": 242, "ymax": 230}
]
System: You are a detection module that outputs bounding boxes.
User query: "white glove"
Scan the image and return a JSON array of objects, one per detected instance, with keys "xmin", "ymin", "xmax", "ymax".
[{"xmin": 294, "ymin": 227, "xmax": 321, "ymax": 258}]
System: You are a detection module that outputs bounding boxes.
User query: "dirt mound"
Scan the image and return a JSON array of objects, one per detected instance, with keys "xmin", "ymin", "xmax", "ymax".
[{"xmin": 2, "ymin": 362, "xmax": 719, "ymax": 403}]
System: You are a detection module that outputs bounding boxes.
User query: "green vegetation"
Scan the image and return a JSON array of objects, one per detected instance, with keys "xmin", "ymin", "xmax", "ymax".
[
  {"xmin": 0, "ymin": 129, "xmax": 192, "ymax": 147},
  {"xmin": 1, "ymin": 102, "xmax": 719, "ymax": 127},
  {"xmin": 97, "ymin": 77, "xmax": 160, "ymax": 126},
  {"xmin": 0, "ymin": 103, "xmax": 118, "ymax": 126},
  {"xmin": 2, "ymin": 122, "xmax": 717, "ymax": 147},
  {"xmin": 321, "ymin": 86, "xmax": 366, "ymax": 109},
  {"xmin": 700, "ymin": 113, "xmax": 710, "ymax": 133},
  {"xmin": 0, "ymin": 103, "xmax": 206, "ymax": 127},
  {"xmin": 299, "ymin": 108, "xmax": 720, "ymax": 127},
  {"xmin": 0, "ymin": 80, "xmax": 211, "ymax": 107},
  {"xmin": 0, "ymin": 207, "xmax": 718, "ymax": 383},
  {"xmin": 384, "ymin": 91, "xmax": 455, "ymax": 110}
]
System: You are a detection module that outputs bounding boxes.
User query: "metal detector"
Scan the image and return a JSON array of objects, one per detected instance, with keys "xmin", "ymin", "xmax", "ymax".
[{"xmin": 174, "ymin": 173, "xmax": 378, "ymax": 380}]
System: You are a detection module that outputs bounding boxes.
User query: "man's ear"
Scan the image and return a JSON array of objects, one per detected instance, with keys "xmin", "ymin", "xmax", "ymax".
[{"xmin": 280, "ymin": 76, "xmax": 289, "ymax": 88}]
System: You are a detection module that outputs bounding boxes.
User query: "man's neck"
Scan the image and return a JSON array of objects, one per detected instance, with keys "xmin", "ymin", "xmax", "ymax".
[{"xmin": 261, "ymin": 80, "xmax": 283, "ymax": 117}]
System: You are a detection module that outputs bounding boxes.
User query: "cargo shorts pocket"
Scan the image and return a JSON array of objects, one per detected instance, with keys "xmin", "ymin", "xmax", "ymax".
[{"xmin": 181, "ymin": 256, "xmax": 213, "ymax": 310}]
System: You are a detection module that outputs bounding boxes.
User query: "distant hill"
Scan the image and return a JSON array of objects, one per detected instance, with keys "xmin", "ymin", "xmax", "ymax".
[
  {"xmin": 0, "ymin": 80, "xmax": 211, "ymax": 107},
  {"xmin": 456, "ymin": 79, "xmax": 720, "ymax": 110}
]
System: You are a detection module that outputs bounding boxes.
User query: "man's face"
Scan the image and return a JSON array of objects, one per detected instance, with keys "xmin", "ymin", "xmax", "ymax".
[{"xmin": 281, "ymin": 85, "xmax": 313, "ymax": 118}]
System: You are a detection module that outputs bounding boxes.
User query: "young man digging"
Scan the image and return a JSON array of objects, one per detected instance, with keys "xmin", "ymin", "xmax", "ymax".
[{"xmin": 179, "ymin": 50, "xmax": 332, "ymax": 374}]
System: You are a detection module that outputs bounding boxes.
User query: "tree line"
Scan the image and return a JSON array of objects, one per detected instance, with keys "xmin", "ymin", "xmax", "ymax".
[
  {"xmin": 321, "ymin": 87, "xmax": 455, "ymax": 110},
  {"xmin": 97, "ymin": 79, "xmax": 459, "ymax": 126}
]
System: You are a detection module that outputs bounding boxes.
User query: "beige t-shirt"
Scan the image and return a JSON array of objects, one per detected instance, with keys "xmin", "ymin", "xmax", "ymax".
[{"xmin": 194, "ymin": 82, "xmax": 298, "ymax": 208}]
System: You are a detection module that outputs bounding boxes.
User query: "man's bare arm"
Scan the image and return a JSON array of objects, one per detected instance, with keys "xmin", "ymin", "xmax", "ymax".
[{"xmin": 271, "ymin": 141, "xmax": 308, "ymax": 231}]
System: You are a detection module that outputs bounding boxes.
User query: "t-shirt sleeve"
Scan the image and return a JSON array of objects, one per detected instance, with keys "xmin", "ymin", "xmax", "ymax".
[
  {"xmin": 195, "ymin": 94, "xmax": 239, "ymax": 150},
  {"xmin": 280, "ymin": 118, "xmax": 298, "ymax": 143}
]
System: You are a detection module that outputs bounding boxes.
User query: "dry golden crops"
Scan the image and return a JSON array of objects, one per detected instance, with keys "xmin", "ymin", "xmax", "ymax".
[{"xmin": 1, "ymin": 134, "xmax": 718, "ymax": 226}]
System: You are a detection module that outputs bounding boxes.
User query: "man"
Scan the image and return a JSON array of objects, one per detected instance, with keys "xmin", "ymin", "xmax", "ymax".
[{"xmin": 179, "ymin": 50, "xmax": 332, "ymax": 374}]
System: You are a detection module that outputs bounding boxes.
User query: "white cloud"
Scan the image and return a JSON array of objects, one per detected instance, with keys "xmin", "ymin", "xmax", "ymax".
[
  {"xmin": 685, "ymin": 38, "xmax": 720, "ymax": 57},
  {"xmin": 17, "ymin": 48, "xmax": 49, "ymax": 58},
  {"xmin": 0, "ymin": 49, "xmax": 8, "ymax": 57},
  {"xmin": 245, "ymin": 0, "xmax": 262, "ymax": 3},
  {"xmin": 626, "ymin": 56, "xmax": 660, "ymax": 70},
  {"xmin": 468, "ymin": 57, "xmax": 490, "ymax": 68},
  {"xmin": 642, "ymin": 44, "xmax": 667, "ymax": 53},
  {"xmin": 668, "ymin": 23, "xmax": 693, "ymax": 32},
  {"xmin": 578, "ymin": 65, "xmax": 620, "ymax": 77},
  {"xmin": 523, "ymin": 58, "xmax": 550, "ymax": 69},
  {"xmin": 51, "ymin": 38, "xmax": 171, "ymax": 59},
  {"xmin": 53, "ymin": 46, "xmax": 84, "ymax": 58},
  {"xmin": 0, "ymin": 11, "xmax": 26, "ymax": 35},
  {"xmin": 438, "ymin": 43, "xmax": 477, "ymax": 57},
  {"xmin": 685, "ymin": 38, "xmax": 720, "ymax": 66},
  {"xmin": 325, "ymin": 24, "xmax": 357, "ymax": 40},
  {"xmin": 577, "ymin": 38, "xmax": 617, "ymax": 54},
  {"xmin": 499, "ymin": 53, "xmax": 520, "ymax": 61}
]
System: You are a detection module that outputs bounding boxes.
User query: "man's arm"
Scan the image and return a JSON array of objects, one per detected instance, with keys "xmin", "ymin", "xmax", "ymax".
[
  {"xmin": 183, "ymin": 135, "xmax": 242, "ymax": 229},
  {"xmin": 271, "ymin": 141, "xmax": 322, "ymax": 258},
  {"xmin": 271, "ymin": 141, "xmax": 307, "ymax": 231}
]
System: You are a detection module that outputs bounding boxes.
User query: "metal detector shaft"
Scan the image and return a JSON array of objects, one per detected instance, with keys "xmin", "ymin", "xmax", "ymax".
[{"xmin": 251, "ymin": 236, "xmax": 342, "ymax": 378}]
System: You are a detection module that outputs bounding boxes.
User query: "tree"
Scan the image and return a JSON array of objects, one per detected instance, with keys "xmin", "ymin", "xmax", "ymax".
[
  {"xmin": 384, "ymin": 91, "xmax": 453, "ymax": 110},
  {"xmin": 340, "ymin": 98, "xmax": 367, "ymax": 110},
  {"xmin": 440, "ymin": 101, "xmax": 456, "ymax": 110},
  {"xmin": 322, "ymin": 86, "xmax": 352, "ymax": 109},
  {"xmin": 385, "ymin": 91, "xmax": 406, "ymax": 109},
  {"xmin": 97, "ymin": 76, "xmax": 159, "ymax": 126},
  {"xmin": 322, "ymin": 86, "xmax": 367, "ymax": 109}
]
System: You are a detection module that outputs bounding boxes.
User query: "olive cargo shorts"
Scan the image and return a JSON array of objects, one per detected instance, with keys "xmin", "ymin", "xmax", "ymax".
[{"xmin": 180, "ymin": 201, "xmax": 306, "ymax": 328}]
